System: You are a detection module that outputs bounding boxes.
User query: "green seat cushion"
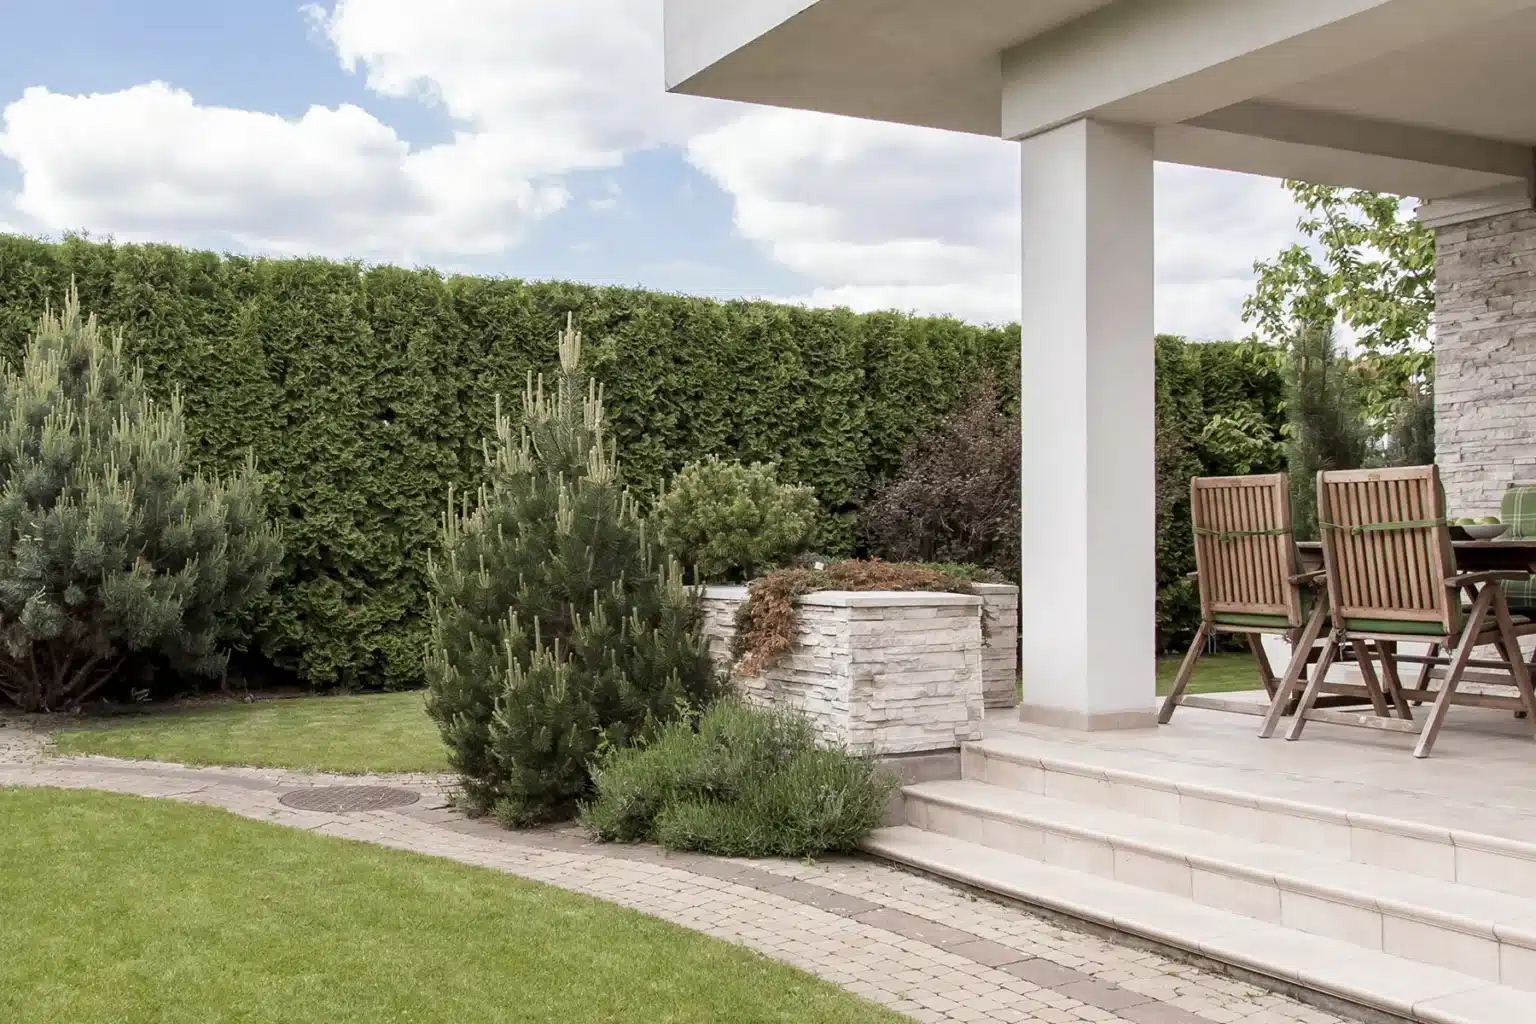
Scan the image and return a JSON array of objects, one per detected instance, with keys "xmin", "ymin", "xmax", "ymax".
[
  {"xmin": 1343, "ymin": 614, "xmax": 1530, "ymax": 637},
  {"xmin": 1342, "ymin": 618, "xmax": 1449, "ymax": 637},
  {"xmin": 1212, "ymin": 612, "xmax": 1293, "ymax": 629}
]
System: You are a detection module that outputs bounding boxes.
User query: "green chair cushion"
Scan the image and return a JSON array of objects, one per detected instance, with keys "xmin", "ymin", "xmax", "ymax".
[
  {"xmin": 1498, "ymin": 486, "xmax": 1536, "ymax": 614},
  {"xmin": 1343, "ymin": 614, "xmax": 1530, "ymax": 637},
  {"xmin": 1342, "ymin": 618, "xmax": 1448, "ymax": 637},
  {"xmin": 1503, "ymin": 578, "xmax": 1536, "ymax": 615},
  {"xmin": 1212, "ymin": 612, "xmax": 1293, "ymax": 629},
  {"xmin": 1502, "ymin": 486, "xmax": 1536, "ymax": 540}
]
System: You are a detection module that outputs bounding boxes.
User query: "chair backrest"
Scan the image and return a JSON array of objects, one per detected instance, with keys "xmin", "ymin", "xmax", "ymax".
[
  {"xmin": 1316, "ymin": 466, "xmax": 1457, "ymax": 636},
  {"xmin": 1190, "ymin": 474, "xmax": 1303, "ymax": 628}
]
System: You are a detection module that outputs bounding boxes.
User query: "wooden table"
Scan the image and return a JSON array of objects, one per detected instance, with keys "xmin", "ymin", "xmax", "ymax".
[{"xmin": 1297, "ymin": 539, "xmax": 1536, "ymax": 573}]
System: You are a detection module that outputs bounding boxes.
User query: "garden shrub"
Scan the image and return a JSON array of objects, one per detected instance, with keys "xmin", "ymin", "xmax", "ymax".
[
  {"xmin": 731, "ymin": 559, "xmax": 980, "ymax": 677},
  {"xmin": 0, "ymin": 291, "xmax": 282, "ymax": 712},
  {"xmin": 0, "ymin": 234, "xmax": 1017, "ymax": 689},
  {"xmin": 424, "ymin": 318, "xmax": 722, "ymax": 826},
  {"xmin": 653, "ymin": 456, "xmax": 820, "ymax": 582},
  {"xmin": 894, "ymin": 562, "xmax": 1009, "ymax": 583},
  {"xmin": 0, "ymin": 236, "xmax": 1295, "ymax": 671},
  {"xmin": 1153, "ymin": 336, "xmax": 1286, "ymax": 650},
  {"xmin": 582, "ymin": 700, "xmax": 896, "ymax": 858},
  {"xmin": 861, "ymin": 381, "xmax": 1020, "ymax": 582}
]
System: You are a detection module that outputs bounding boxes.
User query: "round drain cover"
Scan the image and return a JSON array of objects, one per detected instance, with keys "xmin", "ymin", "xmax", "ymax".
[{"xmin": 279, "ymin": 786, "xmax": 420, "ymax": 813}]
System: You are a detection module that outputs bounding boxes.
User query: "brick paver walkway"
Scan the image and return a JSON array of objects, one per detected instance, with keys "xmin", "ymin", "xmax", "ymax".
[{"xmin": 0, "ymin": 717, "xmax": 1348, "ymax": 1024}]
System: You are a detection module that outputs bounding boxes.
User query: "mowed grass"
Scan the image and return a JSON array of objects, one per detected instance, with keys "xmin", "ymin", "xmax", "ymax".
[
  {"xmin": 0, "ymin": 789, "xmax": 901, "ymax": 1024},
  {"xmin": 51, "ymin": 692, "xmax": 448, "ymax": 774},
  {"xmin": 1156, "ymin": 651, "xmax": 1264, "ymax": 696},
  {"xmin": 50, "ymin": 657, "xmax": 1263, "ymax": 775}
]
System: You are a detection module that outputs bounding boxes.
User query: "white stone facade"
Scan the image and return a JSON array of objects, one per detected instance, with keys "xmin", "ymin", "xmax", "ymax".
[
  {"xmin": 1434, "ymin": 210, "xmax": 1536, "ymax": 516},
  {"xmin": 972, "ymin": 583, "xmax": 1020, "ymax": 709},
  {"xmin": 699, "ymin": 586, "xmax": 986, "ymax": 756}
]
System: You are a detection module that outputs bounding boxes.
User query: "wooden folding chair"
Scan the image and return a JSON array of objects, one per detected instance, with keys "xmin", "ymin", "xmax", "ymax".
[
  {"xmin": 1276, "ymin": 466, "xmax": 1536, "ymax": 758},
  {"xmin": 1159, "ymin": 474, "xmax": 1338, "ymax": 728}
]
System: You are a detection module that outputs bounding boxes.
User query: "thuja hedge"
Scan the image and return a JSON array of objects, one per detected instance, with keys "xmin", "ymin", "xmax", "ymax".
[{"xmin": 0, "ymin": 234, "xmax": 1017, "ymax": 689}]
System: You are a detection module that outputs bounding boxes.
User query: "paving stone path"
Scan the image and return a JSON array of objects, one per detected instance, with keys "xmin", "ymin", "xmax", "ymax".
[{"xmin": 0, "ymin": 718, "xmax": 1349, "ymax": 1024}]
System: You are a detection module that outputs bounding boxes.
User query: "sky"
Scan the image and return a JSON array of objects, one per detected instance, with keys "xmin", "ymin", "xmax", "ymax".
[{"xmin": 0, "ymin": 0, "xmax": 1312, "ymax": 339}]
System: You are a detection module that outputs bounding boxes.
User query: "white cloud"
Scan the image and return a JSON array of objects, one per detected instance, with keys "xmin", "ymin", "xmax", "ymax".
[
  {"xmin": 0, "ymin": 0, "xmax": 1306, "ymax": 337},
  {"xmin": 688, "ymin": 106, "xmax": 1304, "ymax": 337},
  {"xmin": 1155, "ymin": 164, "xmax": 1307, "ymax": 339},
  {"xmin": 0, "ymin": 82, "xmax": 568, "ymax": 257},
  {"xmin": 687, "ymin": 108, "xmax": 1021, "ymax": 324}
]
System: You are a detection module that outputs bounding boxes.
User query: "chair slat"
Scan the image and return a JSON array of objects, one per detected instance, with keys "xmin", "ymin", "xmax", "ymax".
[
  {"xmin": 1189, "ymin": 474, "xmax": 1296, "ymax": 622},
  {"xmin": 1316, "ymin": 467, "xmax": 1454, "ymax": 630}
]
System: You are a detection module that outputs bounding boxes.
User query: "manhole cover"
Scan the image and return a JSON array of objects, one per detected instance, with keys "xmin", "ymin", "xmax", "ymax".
[{"xmin": 279, "ymin": 786, "xmax": 420, "ymax": 813}]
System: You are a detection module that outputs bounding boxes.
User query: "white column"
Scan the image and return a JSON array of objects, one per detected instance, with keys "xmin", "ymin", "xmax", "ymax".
[{"xmin": 1017, "ymin": 119, "xmax": 1156, "ymax": 731}]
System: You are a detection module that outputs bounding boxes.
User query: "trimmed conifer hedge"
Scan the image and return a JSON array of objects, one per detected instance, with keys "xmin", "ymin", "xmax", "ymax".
[{"xmin": 0, "ymin": 234, "xmax": 1017, "ymax": 689}]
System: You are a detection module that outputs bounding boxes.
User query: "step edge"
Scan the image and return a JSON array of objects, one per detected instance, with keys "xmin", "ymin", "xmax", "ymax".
[
  {"xmin": 863, "ymin": 827, "xmax": 1510, "ymax": 1023},
  {"xmin": 969, "ymin": 740, "xmax": 1536, "ymax": 860},
  {"xmin": 905, "ymin": 782, "xmax": 1536, "ymax": 945}
]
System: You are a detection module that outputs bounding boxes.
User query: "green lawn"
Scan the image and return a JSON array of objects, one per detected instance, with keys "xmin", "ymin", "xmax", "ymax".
[
  {"xmin": 51, "ymin": 658, "xmax": 1261, "ymax": 776},
  {"xmin": 51, "ymin": 692, "xmax": 448, "ymax": 775},
  {"xmin": 1156, "ymin": 651, "xmax": 1263, "ymax": 696},
  {"xmin": 0, "ymin": 789, "xmax": 898, "ymax": 1024}
]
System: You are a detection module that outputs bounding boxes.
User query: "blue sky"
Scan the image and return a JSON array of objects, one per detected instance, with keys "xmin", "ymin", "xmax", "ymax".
[
  {"xmin": 0, "ymin": 1, "xmax": 1303, "ymax": 335},
  {"xmin": 0, "ymin": 0, "xmax": 806, "ymax": 300}
]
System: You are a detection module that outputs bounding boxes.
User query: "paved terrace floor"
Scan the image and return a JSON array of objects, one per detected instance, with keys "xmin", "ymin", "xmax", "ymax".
[{"xmin": 0, "ymin": 717, "xmax": 1345, "ymax": 1024}]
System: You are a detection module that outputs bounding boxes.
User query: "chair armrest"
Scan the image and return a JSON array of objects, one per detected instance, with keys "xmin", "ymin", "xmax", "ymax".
[
  {"xmin": 1446, "ymin": 570, "xmax": 1528, "ymax": 586},
  {"xmin": 1289, "ymin": 570, "xmax": 1326, "ymax": 586}
]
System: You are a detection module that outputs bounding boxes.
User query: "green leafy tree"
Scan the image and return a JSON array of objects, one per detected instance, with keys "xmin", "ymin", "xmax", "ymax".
[
  {"xmin": 1383, "ymin": 379, "xmax": 1436, "ymax": 468},
  {"xmin": 1283, "ymin": 322, "xmax": 1373, "ymax": 538},
  {"xmin": 653, "ymin": 457, "xmax": 819, "ymax": 582},
  {"xmin": 424, "ymin": 317, "xmax": 722, "ymax": 826},
  {"xmin": 1244, "ymin": 182, "xmax": 1434, "ymax": 422},
  {"xmin": 0, "ymin": 291, "xmax": 282, "ymax": 712}
]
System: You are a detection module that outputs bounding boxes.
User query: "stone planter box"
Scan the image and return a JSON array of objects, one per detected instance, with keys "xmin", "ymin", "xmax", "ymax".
[
  {"xmin": 973, "ymin": 582, "xmax": 1020, "ymax": 708},
  {"xmin": 699, "ymin": 586, "xmax": 986, "ymax": 756}
]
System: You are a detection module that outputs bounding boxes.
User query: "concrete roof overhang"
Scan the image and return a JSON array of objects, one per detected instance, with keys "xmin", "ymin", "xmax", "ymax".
[{"xmin": 665, "ymin": 0, "xmax": 1536, "ymax": 204}]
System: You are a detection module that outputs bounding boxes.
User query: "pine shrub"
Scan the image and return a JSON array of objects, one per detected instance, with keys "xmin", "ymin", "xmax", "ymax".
[
  {"xmin": 424, "ymin": 318, "xmax": 723, "ymax": 826},
  {"xmin": 0, "ymin": 291, "xmax": 282, "ymax": 712},
  {"xmin": 653, "ymin": 456, "xmax": 820, "ymax": 582},
  {"xmin": 1283, "ymin": 323, "xmax": 1372, "ymax": 538},
  {"xmin": 581, "ymin": 700, "xmax": 896, "ymax": 858}
]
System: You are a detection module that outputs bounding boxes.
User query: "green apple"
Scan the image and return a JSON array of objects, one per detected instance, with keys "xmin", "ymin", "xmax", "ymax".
[
  {"xmin": 1457, "ymin": 517, "xmax": 1477, "ymax": 526},
  {"xmin": 1480, "ymin": 516, "xmax": 1502, "ymax": 525}
]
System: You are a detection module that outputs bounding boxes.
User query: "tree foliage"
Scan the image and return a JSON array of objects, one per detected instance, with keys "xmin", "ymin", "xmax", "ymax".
[
  {"xmin": 423, "ymin": 318, "xmax": 722, "ymax": 826},
  {"xmin": 0, "ymin": 234, "xmax": 1017, "ymax": 690},
  {"xmin": 1153, "ymin": 337, "xmax": 1287, "ymax": 649},
  {"xmin": 653, "ymin": 457, "xmax": 820, "ymax": 583},
  {"xmin": 1243, "ymin": 182, "xmax": 1434, "ymax": 422},
  {"xmin": 0, "ymin": 291, "xmax": 282, "ymax": 711},
  {"xmin": 860, "ymin": 381, "xmax": 1021, "ymax": 582},
  {"xmin": 1282, "ymin": 322, "xmax": 1374, "ymax": 538}
]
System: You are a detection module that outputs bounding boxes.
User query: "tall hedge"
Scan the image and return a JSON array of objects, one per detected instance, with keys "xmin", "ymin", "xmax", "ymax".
[
  {"xmin": 1154, "ymin": 335, "xmax": 1286, "ymax": 650},
  {"xmin": 0, "ymin": 234, "xmax": 1016, "ymax": 688}
]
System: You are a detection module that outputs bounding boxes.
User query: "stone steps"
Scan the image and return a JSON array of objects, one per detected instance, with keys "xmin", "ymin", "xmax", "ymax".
[
  {"xmin": 866, "ymin": 825, "xmax": 1534, "ymax": 1024},
  {"xmin": 963, "ymin": 739, "xmax": 1536, "ymax": 899},
  {"xmin": 860, "ymin": 733, "xmax": 1536, "ymax": 1021},
  {"xmin": 902, "ymin": 777, "xmax": 1536, "ymax": 990}
]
